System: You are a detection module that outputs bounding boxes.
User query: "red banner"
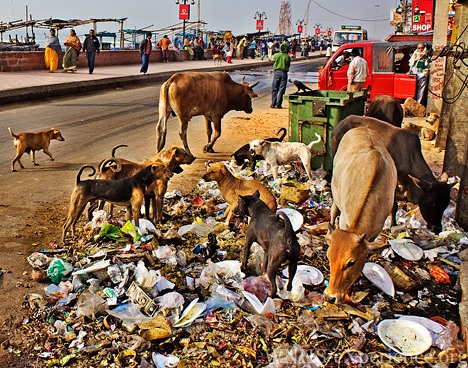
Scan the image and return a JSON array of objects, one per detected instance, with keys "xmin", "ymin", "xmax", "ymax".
[
  {"xmin": 256, "ymin": 19, "xmax": 264, "ymax": 31},
  {"xmin": 327, "ymin": 29, "xmax": 332, "ymax": 36},
  {"xmin": 315, "ymin": 27, "xmax": 320, "ymax": 35},
  {"xmin": 412, "ymin": 0, "xmax": 434, "ymax": 33},
  {"xmin": 297, "ymin": 25, "xmax": 303, "ymax": 33},
  {"xmin": 179, "ymin": 4, "xmax": 190, "ymax": 20}
]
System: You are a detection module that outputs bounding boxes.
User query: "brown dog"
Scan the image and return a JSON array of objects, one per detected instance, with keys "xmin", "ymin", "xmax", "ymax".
[
  {"xmin": 63, "ymin": 164, "xmax": 172, "ymax": 243},
  {"xmin": 202, "ymin": 162, "xmax": 277, "ymax": 223},
  {"xmin": 97, "ymin": 145, "xmax": 195, "ymax": 222},
  {"xmin": 8, "ymin": 127, "xmax": 65, "ymax": 171},
  {"xmin": 421, "ymin": 112, "xmax": 440, "ymax": 141}
]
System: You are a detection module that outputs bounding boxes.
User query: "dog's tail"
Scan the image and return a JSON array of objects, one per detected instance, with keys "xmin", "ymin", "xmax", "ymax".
[
  {"xmin": 8, "ymin": 127, "xmax": 19, "ymax": 139},
  {"xmin": 76, "ymin": 165, "xmax": 96, "ymax": 185},
  {"xmin": 111, "ymin": 144, "xmax": 128, "ymax": 158},
  {"xmin": 277, "ymin": 127, "xmax": 287, "ymax": 141},
  {"xmin": 99, "ymin": 158, "xmax": 122, "ymax": 174},
  {"xmin": 307, "ymin": 133, "xmax": 321, "ymax": 150}
]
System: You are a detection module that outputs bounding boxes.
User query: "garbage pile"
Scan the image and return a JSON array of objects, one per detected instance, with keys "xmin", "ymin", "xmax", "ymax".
[{"xmin": 15, "ymin": 161, "xmax": 468, "ymax": 367}]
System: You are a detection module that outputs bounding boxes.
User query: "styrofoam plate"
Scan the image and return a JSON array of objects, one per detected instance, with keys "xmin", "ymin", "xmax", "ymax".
[
  {"xmin": 389, "ymin": 239, "xmax": 424, "ymax": 261},
  {"xmin": 277, "ymin": 208, "xmax": 303, "ymax": 232},
  {"xmin": 378, "ymin": 319, "xmax": 432, "ymax": 356},
  {"xmin": 172, "ymin": 298, "xmax": 206, "ymax": 328},
  {"xmin": 362, "ymin": 262, "xmax": 395, "ymax": 297},
  {"xmin": 282, "ymin": 265, "xmax": 324, "ymax": 285}
]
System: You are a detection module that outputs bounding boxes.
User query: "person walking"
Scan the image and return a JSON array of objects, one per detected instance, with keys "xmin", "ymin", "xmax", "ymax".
[
  {"xmin": 224, "ymin": 41, "xmax": 233, "ymax": 63},
  {"xmin": 82, "ymin": 29, "xmax": 100, "ymax": 74},
  {"xmin": 157, "ymin": 35, "xmax": 172, "ymax": 63},
  {"xmin": 347, "ymin": 48, "xmax": 368, "ymax": 92},
  {"xmin": 139, "ymin": 33, "xmax": 152, "ymax": 74},
  {"xmin": 237, "ymin": 37, "xmax": 246, "ymax": 60},
  {"xmin": 249, "ymin": 38, "xmax": 257, "ymax": 59},
  {"xmin": 271, "ymin": 42, "xmax": 291, "ymax": 109},
  {"xmin": 44, "ymin": 29, "xmax": 62, "ymax": 73},
  {"xmin": 408, "ymin": 43, "xmax": 429, "ymax": 104},
  {"xmin": 62, "ymin": 29, "xmax": 81, "ymax": 72}
]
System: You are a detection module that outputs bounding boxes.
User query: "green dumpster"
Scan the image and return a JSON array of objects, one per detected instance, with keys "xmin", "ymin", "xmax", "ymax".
[{"xmin": 284, "ymin": 89, "xmax": 368, "ymax": 170}]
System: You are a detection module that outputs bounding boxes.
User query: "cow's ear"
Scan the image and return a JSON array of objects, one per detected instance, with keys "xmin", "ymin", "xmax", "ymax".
[
  {"xmin": 409, "ymin": 175, "xmax": 431, "ymax": 191},
  {"xmin": 366, "ymin": 238, "xmax": 388, "ymax": 252},
  {"xmin": 440, "ymin": 172, "xmax": 449, "ymax": 183},
  {"xmin": 356, "ymin": 233, "xmax": 366, "ymax": 244},
  {"xmin": 260, "ymin": 140, "xmax": 266, "ymax": 147}
]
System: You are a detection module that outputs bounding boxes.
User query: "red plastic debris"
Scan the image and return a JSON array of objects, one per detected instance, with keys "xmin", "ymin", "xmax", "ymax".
[{"xmin": 428, "ymin": 265, "xmax": 451, "ymax": 284}]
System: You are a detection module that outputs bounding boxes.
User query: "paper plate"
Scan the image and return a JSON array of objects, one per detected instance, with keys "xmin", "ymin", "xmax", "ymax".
[
  {"xmin": 172, "ymin": 298, "xmax": 206, "ymax": 328},
  {"xmin": 396, "ymin": 315, "xmax": 444, "ymax": 335},
  {"xmin": 389, "ymin": 239, "xmax": 424, "ymax": 261},
  {"xmin": 378, "ymin": 319, "xmax": 432, "ymax": 356},
  {"xmin": 362, "ymin": 262, "xmax": 395, "ymax": 297},
  {"xmin": 282, "ymin": 265, "xmax": 324, "ymax": 285},
  {"xmin": 277, "ymin": 208, "xmax": 304, "ymax": 232},
  {"xmin": 132, "ymin": 218, "xmax": 157, "ymax": 235}
]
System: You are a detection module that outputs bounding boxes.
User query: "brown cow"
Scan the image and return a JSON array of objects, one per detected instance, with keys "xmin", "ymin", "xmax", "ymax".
[
  {"xmin": 325, "ymin": 127, "xmax": 397, "ymax": 304},
  {"xmin": 332, "ymin": 115, "xmax": 451, "ymax": 234},
  {"xmin": 365, "ymin": 95, "xmax": 403, "ymax": 127},
  {"xmin": 156, "ymin": 72, "xmax": 259, "ymax": 156}
]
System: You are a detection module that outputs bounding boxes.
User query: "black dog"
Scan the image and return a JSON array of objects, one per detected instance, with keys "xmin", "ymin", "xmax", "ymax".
[
  {"xmin": 231, "ymin": 127, "xmax": 287, "ymax": 170},
  {"xmin": 289, "ymin": 79, "xmax": 313, "ymax": 93},
  {"xmin": 235, "ymin": 190, "xmax": 300, "ymax": 297}
]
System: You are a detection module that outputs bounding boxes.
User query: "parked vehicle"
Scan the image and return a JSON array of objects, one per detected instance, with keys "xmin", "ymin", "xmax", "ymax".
[
  {"xmin": 331, "ymin": 25, "xmax": 368, "ymax": 52},
  {"xmin": 318, "ymin": 41, "xmax": 419, "ymax": 101}
]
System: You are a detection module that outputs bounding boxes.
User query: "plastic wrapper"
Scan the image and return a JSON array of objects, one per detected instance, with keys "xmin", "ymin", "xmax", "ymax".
[
  {"xmin": 121, "ymin": 220, "xmax": 142, "ymax": 242},
  {"xmin": 134, "ymin": 260, "xmax": 161, "ymax": 290},
  {"xmin": 27, "ymin": 252, "xmax": 52, "ymax": 269},
  {"xmin": 203, "ymin": 296, "xmax": 236, "ymax": 314},
  {"xmin": 153, "ymin": 352, "xmax": 179, "ymax": 368},
  {"xmin": 435, "ymin": 321, "xmax": 466, "ymax": 353},
  {"xmin": 47, "ymin": 258, "xmax": 73, "ymax": 284},
  {"xmin": 155, "ymin": 291, "xmax": 184, "ymax": 310},
  {"xmin": 76, "ymin": 292, "xmax": 106, "ymax": 319},
  {"xmin": 85, "ymin": 209, "xmax": 108, "ymax": 230},
  {"xmin": 154, "ymin": 246, "xmax": 177, "ymax": 266},
  {"xmin": 242, "ymin": 276, "xmax": 271, "ymax": 302},
  {"xmin": 265, "ymin": 344, "xmax": 323, "ymax": 368},
  {"xmin": 198, "ymin": 260, "xmax": 244, "ymax": 290},
  {"xmin": 106, "ymin": 302, "xmax": 153, "ymax": 326},
  {"xmin": 246, "ymin": 314, "xmax": 273, "ymax": 336},
  {"xmin": 428, "ymin": 265, "xmax": 451, "ymax": 284}
]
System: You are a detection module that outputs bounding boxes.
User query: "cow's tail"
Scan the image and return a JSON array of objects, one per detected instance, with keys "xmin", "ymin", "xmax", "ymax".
[
  {"xmin": 8, "ymin": 127, "xmax": 19, "ymax": 139},
  {"xmin": 76, "ymin": 165, "xmax": 96, "ymax": 185},
  {"xmin": 307, "ymin": 133, "xmax": 321, "ymax": 150},
  {"xmin": 156, "ymin": 81, "xmax": 172, "ymax": 152}
]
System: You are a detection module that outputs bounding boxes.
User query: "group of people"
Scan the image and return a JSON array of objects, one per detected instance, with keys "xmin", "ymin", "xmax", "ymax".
[{"xmin": 44, "ymin": 28, "xmax": 100, "ymax": 74}]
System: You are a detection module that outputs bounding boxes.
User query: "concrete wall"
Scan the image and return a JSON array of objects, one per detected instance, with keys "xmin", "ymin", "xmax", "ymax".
[{"xmin": 0, "ymin": 48, "xmax": 214, "ymax": 72}]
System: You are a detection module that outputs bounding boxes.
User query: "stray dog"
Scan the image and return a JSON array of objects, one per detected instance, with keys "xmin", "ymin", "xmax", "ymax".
[
  {"xmin": 235, "ymin": 190, "xmax": 300, "ymax": 297},
  {"xmin": 95, "ymin": 145, "xmax": 195, "ymax": 221},
  {"xmin": 202, "ymin": 162, "xmax": 277, "ymax": 223},
  {"xmin": 213, "ymin": 53, "xmax": 223, "ymax": 65},
  {"xmin": 63, "ymin": 164, "xmax": 172, "ymax": 243},
  {"xmin": 231, "ymin": 128, "xmax": 287, "ymax": 170},
  {"xmin": 8, "ymin": 127, "xmax": 65, "ymax": 172},
  {"xmin": 249, "ymin": 133, "xmax": 321, "ymax": 181},
  {"xmin": 421, "ymin": 112, "xmax": 440, "ymax": 141}
]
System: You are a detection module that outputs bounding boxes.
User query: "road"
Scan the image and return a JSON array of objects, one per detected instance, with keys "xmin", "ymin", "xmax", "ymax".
[{"xmin": 0, "ymin": 60, "xmax": 324, "ymax": 366}]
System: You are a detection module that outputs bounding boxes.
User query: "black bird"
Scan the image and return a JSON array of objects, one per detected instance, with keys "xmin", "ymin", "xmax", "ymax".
[{"xmin": 289, "ymin": 78, "xmax": 313, "ymax": 93}]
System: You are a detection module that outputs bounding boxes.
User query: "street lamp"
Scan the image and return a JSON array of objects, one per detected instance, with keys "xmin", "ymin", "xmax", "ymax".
[
  {"xmin": 314, "ymin": 23, "xmax": 322, "ymax": 36},
  {"xmin": 296, "ymin": 19, "xmax": 305, "ymax": 40},
  {"xmin": 254, "ymin": 11, "xmax": 267, "ymax": 37},
  {"xmin": 175, "ymin": 0, "xmax": 195, "ymax": 44}
]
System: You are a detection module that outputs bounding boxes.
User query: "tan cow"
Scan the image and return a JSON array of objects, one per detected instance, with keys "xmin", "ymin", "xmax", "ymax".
[
  {"xmin": 156, "ymin": 71, "xmax": 258, "ymax": 156},
  {"xmin": 324, "ymin": 127, "xmax": 397, "ymax": 303}
]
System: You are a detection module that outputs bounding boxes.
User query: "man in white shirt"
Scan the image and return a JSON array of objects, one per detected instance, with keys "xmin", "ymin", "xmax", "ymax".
[{"xmin": 347, "ymin": 48, "xmax": 368, "ymax": 92}]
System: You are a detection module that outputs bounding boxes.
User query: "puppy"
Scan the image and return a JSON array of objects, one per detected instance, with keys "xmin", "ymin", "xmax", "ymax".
[
  {"xmin": 232, "ymin": 128, "xmax": 287, "ymax": 170},
  {"xmin": 202, "ymin": 162, "xmax": 277, "ymax": 223},
  {"xmin": 213, "ymin": 53, "xmax": 223, "ymax": 65},
  {"xmin": 421, "ymin": 112, "xmax": 440, "ymax": 141},
  {"xmin": 235, "ymin": 190, "xmax": 300, "ymax": 297},
  {"xmin": 63, "ymin": 164, "xmax": 172, "ymax": 243},
  {"xmin": 8, "ymin": 127, "xmax": 65, "ymax": 172},
  {"xmin": 249, "ymin": 133, "xmax": 321, "ymax": 181},
  {"xmin": 96, "ymin": 145, "xmax": 195, "ymax": 221}
]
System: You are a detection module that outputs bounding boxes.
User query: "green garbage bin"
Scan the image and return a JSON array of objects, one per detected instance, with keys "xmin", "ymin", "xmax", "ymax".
[{"xmin": 284, "ymin": 89, "xmax": 368, "ymax": 170}]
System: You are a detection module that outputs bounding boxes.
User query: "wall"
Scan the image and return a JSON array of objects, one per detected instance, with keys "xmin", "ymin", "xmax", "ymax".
[{"xmin": 0, "ymin": 48, "xmax": 214, "ymax": 72}]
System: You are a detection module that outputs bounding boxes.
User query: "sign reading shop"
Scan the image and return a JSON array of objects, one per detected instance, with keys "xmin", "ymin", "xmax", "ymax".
[{"xmin": 411, "ymin": 0, "xmax": 434, "ymax": 33}]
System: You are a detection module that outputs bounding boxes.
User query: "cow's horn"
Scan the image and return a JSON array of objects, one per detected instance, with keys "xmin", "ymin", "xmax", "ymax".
[{"xmin": 249, "ymin": 81, "xmax": 259, "ymax": 89}]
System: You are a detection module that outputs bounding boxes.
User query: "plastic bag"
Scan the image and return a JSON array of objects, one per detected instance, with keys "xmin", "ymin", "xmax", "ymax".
[
  {"xmin": 121, "ymin": 220, "xmax": 142, "ymax": 242},
  {"xmin": 106, "ymin": 302, "xmax": 152, "ymax": 326},
  {"xmin": 435, "ymin": 321, "xmax": 466, "ymax": 352},
  {"xmin": 98, "ymin": 223, "xmax": 127, "ymax": 242},
  {"xmin": 134, "ymin": 260, "xmax": 161, "ymax": 290},
  {"xmin": 242, "ymin": 276, "xmax": 271, "ymax": 302},
  {"xmin": 76, "ymin": 292, "xmax": 106, "ymax": 320},
  {"xmin": 27, "ymin": 252, "xmax": 52, "ymax": 269},
  {"xmin": 156, "ymin": 291, "xmax": 184, "ymax": 310},
  {"xmin": 47, "ymin": 258, "xmax": 73, "ymax": 284}
]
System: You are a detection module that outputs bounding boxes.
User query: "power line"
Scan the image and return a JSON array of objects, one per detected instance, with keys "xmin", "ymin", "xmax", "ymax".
[{"xmin": 311, "ymin": 0, "xmax": 390, "ymax": 22}]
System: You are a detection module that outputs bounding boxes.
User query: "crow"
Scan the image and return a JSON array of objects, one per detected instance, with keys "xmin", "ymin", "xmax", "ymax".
[{"xmin": 289, "ymin": 78, "xmax": 313, "ymax": 93}]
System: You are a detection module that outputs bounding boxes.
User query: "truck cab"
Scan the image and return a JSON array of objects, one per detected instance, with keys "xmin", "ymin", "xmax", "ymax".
[{"xmin": 318, "ymin": 41, "xmax": 418, "ymax": 101}]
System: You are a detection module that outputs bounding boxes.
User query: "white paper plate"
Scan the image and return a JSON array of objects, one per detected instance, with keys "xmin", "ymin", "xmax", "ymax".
[
  {"xmin": 282, "ymin": 265, "xmax": 324, "ymax": 285},
  {"xmin": 277, "ymin": 208, "xmax": 304, "ymax": 232},
  {"xmin": 362, "ymin": 262, "xmax": 395, "ymax": 297},
  {"xmin": 396, "ymin": 315, "xmax": 444, "ymax": 335},
  {"xmin": 132, "ymin": 218, "xmax": 157, "ymax": 235},
  {"xmin": 378, "ymin": 319, "xmax": 432, "ymax": 356},
  {"xmin": 241, "ymin": 290, "xmax": 276, "ymax": 315},
  {"xmin": 389, "ymin": 239, "xmax": 424, "ymax": 261},
  {"xmin": 172, "ymin": 298, "xmax": 206, "ymax": 328}
]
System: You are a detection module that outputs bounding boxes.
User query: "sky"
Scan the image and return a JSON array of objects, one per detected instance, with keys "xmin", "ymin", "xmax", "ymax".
[{"xmin": 1, "ymin": 0, "xmax": 398, "ymax": 43}]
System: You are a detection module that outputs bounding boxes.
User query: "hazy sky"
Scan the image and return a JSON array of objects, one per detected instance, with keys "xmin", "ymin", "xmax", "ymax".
[{"xmin": 1, "ymin": 0, "xmax": 396, "ymax": 41}]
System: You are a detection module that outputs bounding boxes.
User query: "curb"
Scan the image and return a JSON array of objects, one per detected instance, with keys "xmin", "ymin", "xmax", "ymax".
[{"xmin": 0, "ymin": 55, "xmax": 322, "ymax": 105}]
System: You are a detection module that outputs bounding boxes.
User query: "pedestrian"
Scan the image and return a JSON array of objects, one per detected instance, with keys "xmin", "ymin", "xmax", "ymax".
[
  {"xmin": 260, "ymin": 40, "xmax": 267, "ymax": 60},
  {"xmin": 62, "ymin": 29, "xmax": 81, "ymax": 72},
  {"xmin": 326, "ymin": 44, "xmax": 332, "ymax": 61},
  {"xmin": 224, "ymin": 41, "xmax": 233, "ymax": 63},
  {"xmin": 44, "ymin": 28, "xmax": 62, "ymax": 73},
  {"xmin": 271, "ymin": 42, "xmax": 291, "ymax": 109},
  {"xmin": 237, "ymin": 37, "xmax": 245, "ymax": 60},
  {"xmin": 157, "ymin": 35, "xmax": 172, "ymax": 63},
  {"xmin": 183, "ymin": 38, "xmax": 194, "ymax": 60},
  {"xmin": 249, "ymin": 38, "xmax": 257, "ymax": 59},
  {"xmin": 347, "ymin": 48, "xmax": 368, "ymax": 92},
  {"xmin": 82, "ymin": 29, "xmax": 100, "ymax": 74},
  {"xmin": 408, "ymin": 43, "xmax": 429, "ymax": 104},
  {"xmin": 267, "ymin": 39, "xmax": 274, "ymax": 61},
  {"xmin": 139, "ymin": 32, "xmax": 152, "ymax": 74}
]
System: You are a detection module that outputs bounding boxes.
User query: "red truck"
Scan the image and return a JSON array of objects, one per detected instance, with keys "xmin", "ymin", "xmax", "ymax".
[{"xmin": 318, "ymin": 41, "xmax": 419, "ymax": 101}]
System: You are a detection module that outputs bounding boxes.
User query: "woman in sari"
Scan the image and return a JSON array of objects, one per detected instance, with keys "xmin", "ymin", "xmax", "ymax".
[
  {"xmin": 62, "ymin": 29, "xmax": 81, "ymax": 72},
  {"xmin": 44, "ymin": 29, "xmax": 62, "ymax": 73}
]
